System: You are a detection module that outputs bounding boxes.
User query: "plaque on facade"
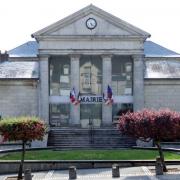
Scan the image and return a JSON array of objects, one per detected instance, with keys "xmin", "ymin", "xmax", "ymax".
[{"xmin": 80, "ymin": 96, "xmax": 103, "ymax": 104}]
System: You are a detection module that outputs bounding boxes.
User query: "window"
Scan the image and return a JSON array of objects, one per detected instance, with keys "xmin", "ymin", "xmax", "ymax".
[
  {"xmin": 112, "ymin": 103, "xmax": 133, "ymax": 121},
  {"xmin": 80, "ymin": 56, "xmax": 102, "ymax": 95},
  {"xmin": 112, "ymin": 56, "xmax": 133, "ymax": 96},
  {"xmin": 50, "ymin": 104, "xmax": 70, "ymax": 126},
  {"xmin": 49, "ymin": 56, "xmax": 70, "ymax": 96},
  {"xmin": 80, "ymin": 104, "xmax": 102, "ymax": 127},
  {"xmin": 80, "ymin": 104, "xmax": 102, "ymax": 120}
]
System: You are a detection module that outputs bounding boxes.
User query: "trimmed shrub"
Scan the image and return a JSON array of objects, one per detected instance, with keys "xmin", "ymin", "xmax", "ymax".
[
  {"xmin": 119, "ymin": 109, "xmax": 180, "ymax": 172},
  {"xmin": 0, "ymin": 116, "xmax": 46, "ymax": 179}
]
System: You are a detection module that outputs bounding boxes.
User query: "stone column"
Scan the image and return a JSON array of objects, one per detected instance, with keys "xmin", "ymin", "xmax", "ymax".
[
  {"xmin": 70, "ymin": 54, "xmax": 80, "ymax": 126},
  {"xmin": 133, "ymin": 54, "xmax": 144, "ymax": 111},
  {"xmin": 39, "ymin": 55, "xmax": 49, "ymax": 125},
  {"xmin": 102, "ymin": 55, "xmax": 112, "ymax": 126}
]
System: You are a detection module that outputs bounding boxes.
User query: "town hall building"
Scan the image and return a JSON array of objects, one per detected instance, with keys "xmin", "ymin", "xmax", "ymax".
[{"xmin": 0, "ymin": 5, "xmax": 180, "ymax": 147}]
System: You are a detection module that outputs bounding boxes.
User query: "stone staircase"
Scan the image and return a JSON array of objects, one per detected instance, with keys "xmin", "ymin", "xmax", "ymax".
[{"xmin": 47, "ymin": 127, "xmax": 136, "ymax": 149}]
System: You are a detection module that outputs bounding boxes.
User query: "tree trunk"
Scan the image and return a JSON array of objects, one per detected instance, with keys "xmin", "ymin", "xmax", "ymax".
[
  {"xmin": 155, "ymin": 141, "xmax": 167, "ymax": 172},
  {"xmin": 18, "ymin": 141, "xmax": 26, "ymax": 179}
]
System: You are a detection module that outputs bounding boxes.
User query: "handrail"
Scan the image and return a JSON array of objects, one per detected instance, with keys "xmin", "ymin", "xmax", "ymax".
[{"xmin": 89, "ymin": 117, "xmax": 94, "ymax": 144}]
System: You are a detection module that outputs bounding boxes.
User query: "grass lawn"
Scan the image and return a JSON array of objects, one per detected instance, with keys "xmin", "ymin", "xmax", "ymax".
[{"xmin": 0, "ymin": 149, "xmax": 179, "ymax": 160}]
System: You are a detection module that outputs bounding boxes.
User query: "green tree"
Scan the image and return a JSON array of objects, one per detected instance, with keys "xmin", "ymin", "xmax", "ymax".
[{"xmin": 0, "ymin": 117, "xmax": 46, "ymax": 179}]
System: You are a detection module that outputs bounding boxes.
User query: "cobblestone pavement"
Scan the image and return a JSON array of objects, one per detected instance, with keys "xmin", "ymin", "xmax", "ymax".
[{"xmin": 0, "ymin": 166, "xmax": 180, "ymax": 180}]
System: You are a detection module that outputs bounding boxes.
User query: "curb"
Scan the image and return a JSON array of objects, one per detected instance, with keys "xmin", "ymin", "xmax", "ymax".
[{"xmin": 132, "ymin": 146, "xmax": 180, "ymax": 152}]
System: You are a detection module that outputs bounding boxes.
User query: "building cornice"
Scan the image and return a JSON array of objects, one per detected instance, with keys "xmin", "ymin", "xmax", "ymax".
[
  {"xmin": 145, "ymin": 56, "xmax": 180, "ymax": 60},
  {"xmin": 36, "ymin": 35, "xmax": 145, "ymax": 42},
  {"xmin": 38, "ymin": 49, "xmax": 144, "ymax": 56}
]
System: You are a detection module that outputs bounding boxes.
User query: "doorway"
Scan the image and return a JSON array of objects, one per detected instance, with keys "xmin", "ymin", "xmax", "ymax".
[{"xmin": 80, "ymin": 104, "xmax": 102, "ymax": 128}]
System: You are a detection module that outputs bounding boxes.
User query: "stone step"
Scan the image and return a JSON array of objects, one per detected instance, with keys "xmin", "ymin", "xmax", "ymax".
[
  {"xmin": 48, "ymin": 140, "xmax": 135, "ymax": 144},
  {"xmin": 49, "ymin": 137, "xmax": 134, "ymax": 140},
  {"xmin": 47, "ymin": 128, "xmax": 136, "ymax": 149},
  {"xmin": 52, "ymin": 145, "xmax": 133, "ymax": 149},
  {"xmin": 49, "ymin": 140, "xmax": 135, "ymax": 144},
  {"xmin": 50, "ymin": 130, "xmax": 121, "ymax": 134}
]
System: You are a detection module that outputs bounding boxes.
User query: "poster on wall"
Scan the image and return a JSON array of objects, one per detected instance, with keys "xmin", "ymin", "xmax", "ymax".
[{"xmin": 60, "ymin": 76, "xmax": 69, "ymax": 83}]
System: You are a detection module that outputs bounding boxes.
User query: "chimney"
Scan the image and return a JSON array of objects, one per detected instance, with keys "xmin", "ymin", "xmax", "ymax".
[{"xmin": 0, "ymin": 50, "xmax": 9, "ymax": 63}]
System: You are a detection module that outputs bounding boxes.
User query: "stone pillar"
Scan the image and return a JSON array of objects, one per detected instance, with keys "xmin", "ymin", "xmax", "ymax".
[
  {"xmin": 133, "ymin": 54, "xmax": 144, "ymax": 111},
  {"xmin": 69, "ymin": 166, "xmax": 77, "ymax": 179},
  {"xmin": 70, "ymin": 54, "xmax": 80, "ymax": 126},
  {"xmin": 102, "ymin": 55, "xmax": 112, "ymax": 126},
  {"xmin": 39, "ymin": 55, "xmax": 49, "ymax": 124},
  {"xmin": 112, "ymin": 164, "xmax": 120, "ymax": 178},
  {"xmin": 24, "ymin": 169, "xmax": 32, "ymax": 180},
  {"xmin": 156, "ymin": 156, "xmax": 163, "ymax": 175}
]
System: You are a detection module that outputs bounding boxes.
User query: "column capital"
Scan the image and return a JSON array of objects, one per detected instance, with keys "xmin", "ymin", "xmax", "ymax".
[
  {"xmin": 101, "ymin": 54, "xmax": 113, "ymax": 59},
  {"xmin": 39, "ymin": 55, "xmax": 49, "ymax": 61},
  {"xmin": 69, "ymin": 54, "xmax": 81, "ymax": 59},
  {"xmin": 132, "ymin": 54, "xmax": 144, "ymax": 61}
]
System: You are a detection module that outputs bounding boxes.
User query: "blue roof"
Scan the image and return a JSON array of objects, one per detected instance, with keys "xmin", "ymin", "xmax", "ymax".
[
  {"xmin": 144, "ymin": 41, "xmax": 180, "ymax": 57},
  {"xmin": 8, "ymin": 40, "xmax": 180, "ymax": 58},
  {"xmin": 8, "ymin": 41, "xmax": 38, "ymax": 57}
]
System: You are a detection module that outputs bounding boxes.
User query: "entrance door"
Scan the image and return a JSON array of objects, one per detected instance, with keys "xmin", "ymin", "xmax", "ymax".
[
  {"xmin": 80, "ymin": 55, "xmax": 102, "ymax": 128},
  {"xmin": 80, "ymin": 104, "xmax": 102, "ymax": 128}
]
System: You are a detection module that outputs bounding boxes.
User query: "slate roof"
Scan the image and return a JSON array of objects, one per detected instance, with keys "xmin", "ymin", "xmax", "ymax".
[
  {"xmin": 8, "ymin": 41, "xmax": 38, "ymax": 57},
  {"xmin": 144, "ymin": 41, "xmax": 180, "ymax": 57},
  {"xmin": 8, "ymin": 40, "xmax": 180, "ymax": 58},
  {"xmin": 3, "ymin": 40, "xmax": 180, "ymax": 79},
  {"xmin": 0, "ymin": 61, "xmax": 39, "ymax": 79},
  {"xmin": 145, "ymin": 60, "xmax": 180, "ymax": 79}
]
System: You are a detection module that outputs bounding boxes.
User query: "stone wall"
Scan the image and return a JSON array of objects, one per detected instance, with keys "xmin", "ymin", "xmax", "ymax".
[
  {"xmin": 0, "ymin": 80, "xmax": 38, "ymax": 117},
  {"xmin": 144, "ymin": 79, "xmax": 180, "ymax": 111}
]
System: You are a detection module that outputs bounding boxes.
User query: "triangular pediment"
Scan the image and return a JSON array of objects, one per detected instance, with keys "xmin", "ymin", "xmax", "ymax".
[{"xmin": 32, "ymin": 4, "xmax": 150, "ymax": 38}]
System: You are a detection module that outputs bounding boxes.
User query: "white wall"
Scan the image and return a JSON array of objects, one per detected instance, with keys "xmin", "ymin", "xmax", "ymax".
[
  {"xmin": 0, "ymin": 80, "xmax": 38, "ymax": 117},
  {"xmin": 144, "ymin": 79, "xmax": 180, "ymax": 111}
]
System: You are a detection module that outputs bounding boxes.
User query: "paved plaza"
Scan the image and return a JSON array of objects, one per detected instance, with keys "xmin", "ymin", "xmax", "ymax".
[{"xmin": 0, "ymin": 166, "xmax": 180, "ymax": 180}]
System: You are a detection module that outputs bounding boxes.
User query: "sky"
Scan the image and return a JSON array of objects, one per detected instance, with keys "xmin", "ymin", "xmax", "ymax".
[{"xmin": 0, "ymin": 0, "xmax": 180, "ymax": 53}]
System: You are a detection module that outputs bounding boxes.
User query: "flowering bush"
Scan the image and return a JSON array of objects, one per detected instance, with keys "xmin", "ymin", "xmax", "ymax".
[
  {"xmin": 0, "ymin": 116, "xmax": 46, "ymax": 142},
  {"xmin": 119, "ymin": 109, "xmax": 180, "ymax": 172},
  {"xmin": 0, "ymin": 116, "xmax": 46, "ymax": 179}
]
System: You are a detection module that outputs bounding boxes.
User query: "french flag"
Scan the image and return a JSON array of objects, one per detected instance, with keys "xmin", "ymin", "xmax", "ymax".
[
  {"xmin": 70, "ymin": 87, "xmax": 76, "ymax": 105},
  {"xmin": 70, "ymin": 88, "xmax": 81, "ymax": 105},
  {"xmin": 103, "ymin": 85, "xmax": 113, "ymax": 105}
]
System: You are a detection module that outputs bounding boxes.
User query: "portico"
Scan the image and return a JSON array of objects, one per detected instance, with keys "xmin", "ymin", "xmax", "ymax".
[{"xmin": 32, "ymin": 4, "xmax": 150, "ymax": 128}]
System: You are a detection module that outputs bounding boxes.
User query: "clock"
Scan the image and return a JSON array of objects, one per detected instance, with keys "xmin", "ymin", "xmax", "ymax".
[{"xmin": 86, "ymin": 18, "xmax": 97, "ymax": 30}]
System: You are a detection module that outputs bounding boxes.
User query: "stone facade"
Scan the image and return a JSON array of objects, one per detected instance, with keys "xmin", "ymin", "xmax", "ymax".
[
  {"xmin": 133, "ymin": 55, "xmax": 145, "ymax": 111},
  {"xmin": 70, "ymin": 55, "xmax": 80, "ymax": 125},
  {"xmin": 39, "ymin": 56, "xmax": 49, "ymax": 124},
  {"xmin": 1, "ymin": 4, "xmax": 180, "ymax": 129},
  {"xmin": 102, "ymin": 55, "xmax": 112, "ymax": 126},
  {"xmin": 1, "ymin": 5, "xmax": 180, "ymax": 151},
  {"xmin": 32, "ymin": 5, "xmax": 149, "ymax": 126},
  {"xmin": 145, "ymin": 79, "xmax": 180, "ymax": 111},
  {"xmin": 0, "ymin": 80, "xmax": 38, "ymax": 117}
]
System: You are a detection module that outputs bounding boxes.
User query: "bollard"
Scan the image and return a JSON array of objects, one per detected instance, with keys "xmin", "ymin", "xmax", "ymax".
[
  {"xmin": 24, "ymin": 169, "xmax": 32, "ymax": 180},
  {"xmin": 69, "ymin": 166, "xmax": 77, "ymax": 179},
  {"xmin": 112, "ymin": 164, "xmax": 120, "ymax": 178},
  {"xmin": 155, "ymin": 157, "xmax": 163, "ymax": 175}
]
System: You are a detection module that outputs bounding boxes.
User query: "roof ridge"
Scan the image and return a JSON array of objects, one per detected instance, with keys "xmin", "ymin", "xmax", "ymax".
[{"xmin": 8, "ymin": 41, "xmax": 37, "ymax": 52}]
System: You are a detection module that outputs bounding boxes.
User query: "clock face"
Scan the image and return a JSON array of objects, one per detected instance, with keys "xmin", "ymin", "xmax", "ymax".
[{"xmin": 86, "ymin": 18, "xmax": 97, "ymax": 30}]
